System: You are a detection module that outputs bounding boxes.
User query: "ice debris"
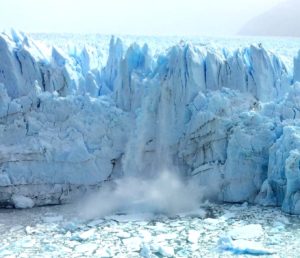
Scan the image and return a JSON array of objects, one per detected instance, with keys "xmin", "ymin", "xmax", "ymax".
[
  {"xmin": 11, "ymin": 195, "xmax": 34, "ymax": 209},
  {"xmin": 229, "ymin": 224, "xmax": 264, "ymax": 240},
  {"xmin": 218, "ymin": 236, "xmax": 275, "ymax": 255}
]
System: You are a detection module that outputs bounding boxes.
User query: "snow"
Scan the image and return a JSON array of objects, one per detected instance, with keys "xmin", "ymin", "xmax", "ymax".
[{"xmin": 1, "ymin": 30, "xmax": 300, "ymax": 217}]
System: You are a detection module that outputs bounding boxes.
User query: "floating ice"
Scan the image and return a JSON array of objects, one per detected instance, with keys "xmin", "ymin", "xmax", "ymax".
[
  {"xmin": 229, "ymin": 224, "xmax": 264, "ymax": 240},
  {"xmin": 122, "ymin": 237, "xmax": 142, "ymax": 252},
  {"xmin": 77, "ymin": 228, "xmax": 96, "ymax": 241},
  {"xmin": 218, "ymin": 236, "xmax": 275, "ymax": 255},
  {"xmin": 0, "ymin": 203, "xmax": 298, "ymax": 257},
  {"xmin": 156, "ymin": 245, "xmax": 175, "ymax": 257},
  {"xmin": 74, "ymin": 243, "xmax": 97, "ymax": 254},
  {"xmin": 140, "ymin": 244, "xmax": 152, "ymax": 258},
  {"xmin": 187, "ymin": 230, "xmax": 200, "ymax": 243}
]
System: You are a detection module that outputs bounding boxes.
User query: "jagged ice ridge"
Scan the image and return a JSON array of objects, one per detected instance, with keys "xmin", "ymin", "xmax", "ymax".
[{"xmin": 1, "ymin": 30, "xmax": 300, "ymax": 214}]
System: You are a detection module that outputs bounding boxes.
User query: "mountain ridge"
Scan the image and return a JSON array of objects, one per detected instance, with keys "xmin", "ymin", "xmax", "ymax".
[{"xmin": 239, "ymin": 0, "xmax": 300, "ymax": 37}]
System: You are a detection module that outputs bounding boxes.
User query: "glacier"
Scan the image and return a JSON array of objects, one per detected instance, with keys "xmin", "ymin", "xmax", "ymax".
[{"xmin": 1, "ymin": 30, "xmax": 300, "ymax": 214}]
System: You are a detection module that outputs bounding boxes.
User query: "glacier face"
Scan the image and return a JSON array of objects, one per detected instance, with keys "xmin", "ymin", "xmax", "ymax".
[{"xmin": 1, "ymin": 30, "xmax": 300, "ymax": 214}]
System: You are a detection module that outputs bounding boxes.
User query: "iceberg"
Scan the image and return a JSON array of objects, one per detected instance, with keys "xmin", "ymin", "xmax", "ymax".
[{"xmin": 1, "ymin": 30, "xmax": 300, "ymax": 215}]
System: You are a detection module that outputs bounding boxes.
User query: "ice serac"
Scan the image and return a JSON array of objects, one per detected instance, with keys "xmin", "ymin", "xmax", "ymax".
[
  {"xmin": 0, "ymin": 31, "xmax": 43, "ymax": 98},
  {"xmin": 294, "ymin": 51, "xmax": 300, "ymax": 83},
  {"xmin": 0, "ymin": 30, "xmax": 103, "ymax": 99},
  {"xmin": 101, "ymin": 36, "xmax": 124, "ymax": 94},
  {"xmin": 1, "ymin": 31, "xmax": 300, "ymax": 214},
  {"xmin": 206, "ymin": 46, "xmax": 290, "ymax": 101},
  {"xmin": 114, "ymin": 42, "xmax": 152, "ymax": 111},
  {"xmin": 254, "ymin": 83, "xmax": 300, "ymax": 214},
  {"xmin": 256, "ymin": 124, "xmax": 300, "ymax": 214}
]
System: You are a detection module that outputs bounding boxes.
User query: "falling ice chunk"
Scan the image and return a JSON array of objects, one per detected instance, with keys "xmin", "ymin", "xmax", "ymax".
[
  {"xmin": 25, "ymin": 226, "xmax": 37, "ymax": 235},
  {"xmin": 12, "ymin": 195, "xmax": 34, "ymax": 209}
]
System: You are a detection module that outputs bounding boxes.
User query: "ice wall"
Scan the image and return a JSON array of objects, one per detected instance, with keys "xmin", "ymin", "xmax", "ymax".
[{"xmin": 1, "ymin": 30, "xmax": 300, "ymax": 214}]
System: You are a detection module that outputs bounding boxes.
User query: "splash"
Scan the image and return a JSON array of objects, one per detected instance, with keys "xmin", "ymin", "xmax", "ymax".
[{"xmin": 81, "ymin": 170, "xmax": 204, "ymax": 218}]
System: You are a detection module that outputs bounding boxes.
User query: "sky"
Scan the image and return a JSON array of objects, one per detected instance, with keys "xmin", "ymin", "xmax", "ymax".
[{"xmin": 0, "ymin": 0, "xmax": 285, "ymax": 36}]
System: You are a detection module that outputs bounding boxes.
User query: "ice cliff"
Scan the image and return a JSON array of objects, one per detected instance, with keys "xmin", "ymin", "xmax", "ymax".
[{"xmin": 1, "ymin": 30, "xmax": 300, "ymax": 214}]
